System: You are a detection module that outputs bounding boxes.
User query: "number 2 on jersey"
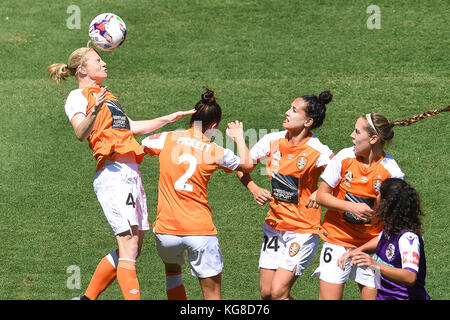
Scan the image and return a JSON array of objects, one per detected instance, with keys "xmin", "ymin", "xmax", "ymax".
[{"xmin": 174, "ymin": 153, "xmax": 197, "ymax": 192}]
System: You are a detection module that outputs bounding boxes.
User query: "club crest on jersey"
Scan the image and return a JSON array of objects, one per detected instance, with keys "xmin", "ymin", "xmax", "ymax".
[
  {"xmin": 373, "ymin": 176, "xmax": 382, "ymax": 194},
  {"xmin": 296, "ymin": 153, "xmax": 308, "ymax": 170},
  {"xmin": 289, "ymin": 242, "xmax": 300, "ymax": 257},
  {"xmin": 386, "ymin": 243, "xmax": 396, "ymax": 261}
]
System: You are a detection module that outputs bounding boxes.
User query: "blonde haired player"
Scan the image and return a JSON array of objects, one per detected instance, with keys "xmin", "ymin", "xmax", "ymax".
[
  {"xmin": 237, "ymin": 91, "xmax": 334, "ymax": 300},
  {"xmin": 314, "ymin": 107, "xmax": 448, "ymax": 300},
  {"xmin": 46, "ymin": 45, "xmax": 194, "ymax": 300},
  {"xmin": 142, "ymin": 88, "xmax": 253, "ymax": 300}
]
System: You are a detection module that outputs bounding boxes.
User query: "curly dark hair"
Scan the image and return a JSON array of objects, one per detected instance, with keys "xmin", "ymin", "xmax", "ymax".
[{"xmin": 376, "ymin": 178, "xmax": 424, "ymax": 237}]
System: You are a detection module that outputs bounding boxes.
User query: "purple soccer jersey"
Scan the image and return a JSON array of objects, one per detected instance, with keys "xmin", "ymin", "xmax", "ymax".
[{"xmin": 374, "ymin": 230, "xmax": 430, "ymax": 300}]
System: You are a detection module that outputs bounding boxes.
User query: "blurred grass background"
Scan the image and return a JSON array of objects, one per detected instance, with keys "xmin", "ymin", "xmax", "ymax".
[{"xmin": 0, "ymin": 0, "xmax": 448, "ymax": 299}]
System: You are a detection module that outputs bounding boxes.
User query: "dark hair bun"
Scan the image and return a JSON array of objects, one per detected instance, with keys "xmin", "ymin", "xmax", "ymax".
[
  {"xmin": 201, "ymin": 87, "xmax": 216, "ymax": 104},
  {"xmin": 318, "ymin": 91, "xmax": 333, "ymax": 105}
]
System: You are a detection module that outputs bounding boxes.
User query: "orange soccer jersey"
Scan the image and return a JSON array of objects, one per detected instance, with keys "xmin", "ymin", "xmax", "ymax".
[
  {"xmin": 142, "ymin": 127, "xmax": 241, "ymax": 236},
  {"xmin": 250, "ymin": 131, "xmax": 334, "ymax": 234},
  {"xmin": 64, "ymin": 86, "xmax": 145, "ymax": 171},
  {"xmin": 319, "ymin": 147, "xmax": 404, "ymax": 248}
]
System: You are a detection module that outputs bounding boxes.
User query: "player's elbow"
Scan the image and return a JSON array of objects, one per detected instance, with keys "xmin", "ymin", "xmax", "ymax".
[
  {"xmin": 315, "ymin": 190, "xmax": 326, "ymax": 206},
  {"xmin": 239, "ymin": 163, "xmax": 255, "ymax": 173},
  {"xmin": 403, "ymin": 270, "xmax": 417, "ymax": 287},
  {"xmin": 74, "ymin": 132, "xmax": 87, "ymax": 142},
  {"xmin": 234, "ymin": 164, "xmax": 253, "ymax": 173},
  {"xmin": 316, "ymin": 181, "xmax": 331, "ymax": 206}
]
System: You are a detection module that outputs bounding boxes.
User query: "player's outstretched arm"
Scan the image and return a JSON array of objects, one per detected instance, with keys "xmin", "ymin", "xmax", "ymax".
[{"xmin": 128, "ymin": 109, "xmax": 196, "ymax": 136}]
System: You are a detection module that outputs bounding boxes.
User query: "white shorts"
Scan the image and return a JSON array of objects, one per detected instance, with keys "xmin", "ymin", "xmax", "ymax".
[
  {"xmin": 258, "ymin": 223, "xmax": 319, "ymax": 276},
  {"xmin": 312, "ymin": 241, "xmax": 376, "ymax": 288},
  {"xmin": 93, "ymin": 161, "xmax": 150, "ymax": 235},
  {"xmin": 154, "ymin": 232, "xmax": 223, "ymax": 278}
]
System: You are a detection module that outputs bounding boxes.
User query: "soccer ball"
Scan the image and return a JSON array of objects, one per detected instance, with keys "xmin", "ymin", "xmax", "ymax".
[{"xmin": 88, "ymin": 13, "xmax": 127, "ymax": 51}]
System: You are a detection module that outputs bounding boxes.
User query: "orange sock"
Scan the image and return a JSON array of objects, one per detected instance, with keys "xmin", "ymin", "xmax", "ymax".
[
  {"xmin": 166, "ymin": 272, "xmax": 187, "ymax": 300},
  {"xmin": 84, "ymin": 251, "xmax": 118, "ymax": 300},
  {"xmin": 117, "ymin": 259, "xmax": 140, "ymax": 300}
]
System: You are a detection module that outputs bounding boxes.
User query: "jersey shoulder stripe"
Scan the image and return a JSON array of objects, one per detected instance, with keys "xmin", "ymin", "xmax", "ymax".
[{"xmin": 381, "ymin": 153, "xmax": 405, "ymax": 179}]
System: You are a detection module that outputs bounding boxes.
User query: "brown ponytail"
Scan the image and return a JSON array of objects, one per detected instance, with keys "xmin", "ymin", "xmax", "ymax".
[
  {"xmin": 45, "ymin": 63, "xmax": 71, "ymax": 83},
  {"xmin": 364, "ymin": 106, "xmax": 449, "ymax": 145},
  {"xmin": 392, "ymin": 106, "xmax": 450, "ymax": 127}
]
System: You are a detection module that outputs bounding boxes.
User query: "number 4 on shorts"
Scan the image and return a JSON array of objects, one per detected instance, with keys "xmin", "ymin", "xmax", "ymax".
[{"xmin": 126, "ymin": 193, "xmax": 136, "ymax": 208}]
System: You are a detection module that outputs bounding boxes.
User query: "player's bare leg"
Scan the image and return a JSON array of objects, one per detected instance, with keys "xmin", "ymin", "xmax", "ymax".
[
  {"xmin": 271, "ymin": 268, "xmax": 298, "ymax": 300},
  {"xmin": 358, "ymin": 283, "xmax": 376, "ymax": 300},
  {"xmin": 259, "ymin": 268, "xmax": 276, "ymax": 300},
  {"xmin": 198, "ymin": 273, "xmax": 222, "ymax": 300},
  {"xmin": 318, "ymin": 280, "xmax": 345, "ymax": 300}
]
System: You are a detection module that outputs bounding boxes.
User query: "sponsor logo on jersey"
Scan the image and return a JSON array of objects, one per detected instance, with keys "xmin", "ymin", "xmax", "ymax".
[
  {"xmin": 402, "ymin": 251, "xmax": 419, "ymax": 267},
  {"xmin": 106, "ymin": 100, "xmax": 130, "ymax": 129},
  {"xmin": 271, "ymin": 172, "xmax": 299, "ymax": 204},
  {"xmin": 344, "ymin": 170, "xmax": 353, "ymax": 182},
  {"xmin": 342, "ymin": 192, "xmax": 375, "ymax": 224},
  {"xmin": 406, "ymin": 234, "xmax": 416, "ymax": 245},
  {"xmin": 344, "ymin": 170, "xmax": 353, "ymax": 187},
  {"xmin": 375, "ymin": 254, "xmax": 394, "ymax": 268}
]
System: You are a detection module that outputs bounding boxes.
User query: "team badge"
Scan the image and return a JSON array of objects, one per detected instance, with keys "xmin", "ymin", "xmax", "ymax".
[
  {"xmin": 386, "ymin": 243, "xmax": 396, "ymax": 261},
  {"xmin": 373, "ymin": 176, "xmax": 382, "ymax": 194},
  {"xmin": 289, "ymin": 242, "xmax": 300, "ymax": 257},
  {"xmin": 296, "ymin": 153, "xmax": 308, "ymax": 170}
]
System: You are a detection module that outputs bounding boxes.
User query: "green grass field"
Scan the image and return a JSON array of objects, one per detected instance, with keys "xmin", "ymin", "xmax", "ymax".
[{"xmin": 0, "ymin": 0, "xmax": 448, "ymax": 300}]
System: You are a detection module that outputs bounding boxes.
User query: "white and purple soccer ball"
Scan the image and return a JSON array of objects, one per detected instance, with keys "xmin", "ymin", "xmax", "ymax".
[{"xmin": 88, "ymin": 13, "xmax": 127, "ymax": 51}]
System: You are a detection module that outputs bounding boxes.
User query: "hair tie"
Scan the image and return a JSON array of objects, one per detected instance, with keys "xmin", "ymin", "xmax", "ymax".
[{"xmin": 365, "ymin": 113, "xmax": 378, "ymax": 134}]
